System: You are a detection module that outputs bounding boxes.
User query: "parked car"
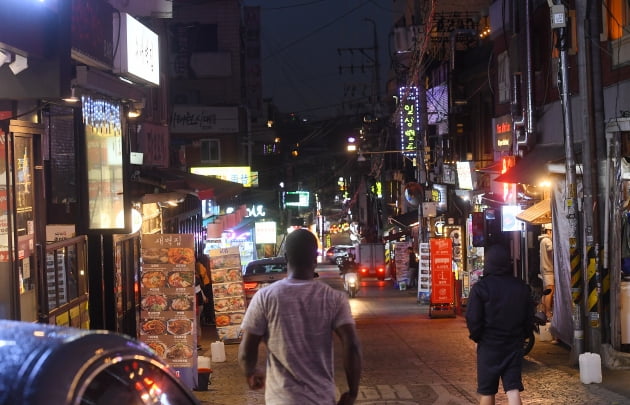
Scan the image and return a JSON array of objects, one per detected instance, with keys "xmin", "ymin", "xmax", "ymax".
[
  {"xmin": 325, "ymin": 245, "xmax": 356, "ymax": 265},
  {"xmin": 242, "ymin": 257, "xmax": 288, "ymax": 302}
]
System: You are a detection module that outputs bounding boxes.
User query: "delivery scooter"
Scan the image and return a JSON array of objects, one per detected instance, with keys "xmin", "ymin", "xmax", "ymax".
[
  {"xmin": 339, "ymin": 256, "xmax": 360, "ymax": 298},
  {"xmin": 523, "ymin": 287, "xmax": 552, "ymax": 355}
]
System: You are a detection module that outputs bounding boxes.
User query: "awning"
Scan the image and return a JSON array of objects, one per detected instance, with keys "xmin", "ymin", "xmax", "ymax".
[
  {"xmin": 388, "ymin": 211, "xmax": 419, "ymax": 228},
  {"xmin": 516, "ymin": 199, "xmax": 551, "ymax": 224},
  {"xmin": 382, "ymin": 229, "xmax": 412, "ymax": 241},
  {"xmin": 494, "ymin": 144, "xmax": 565, "ymax": 184},
  {"xmin": 132, "ymin": 167, "xmax": 244, "ymax": 204}
]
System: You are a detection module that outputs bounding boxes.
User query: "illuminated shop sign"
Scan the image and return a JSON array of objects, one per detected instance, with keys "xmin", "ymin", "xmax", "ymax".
[
  {"xmin": 399, "ymin": 86, "xmax": 419, "ymax": 155},
  {"xmin": 113, "ymin": 13, "xmax": 159, "ymax": 86},
  {"xmin": 284, "ymin": 191, "xmax": 309, "ymax": 207},
  {"xmin": 255, "ymin": 221, "xmax": 277, "ymax": 244},
  {"xmin": 191, "ymin": 166, "xmax": 252, "ymax": 187},
  {"xmin": 432, "ymin": 184, "xmax": 447, "ymax": 214},
  {"xmin": 493, "ymin": 115, "xmax": 512, "ymax": 152},
  {"xmin": 501, "ymin": 205, "xmax": 523, "ymax": 232},
  {"xmin": 456, "ymin": 161, "xmax": 474, "ymax": 190},
  {"xmin": 246, "ymin": 204, "xmax": 266, "ymax": 217}
]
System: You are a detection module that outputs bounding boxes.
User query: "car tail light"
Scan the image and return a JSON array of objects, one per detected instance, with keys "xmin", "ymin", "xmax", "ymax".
[
  {"xmin": 377, "ymin": 267, "xmax": 385, "ymax": 274},
  {"xmin": 360, "ymin": 267, "xmax": 368, "ymax": 274},
  {"xmin": 243, "ymin": 282, "xmax": 259, "ymax": 290}
]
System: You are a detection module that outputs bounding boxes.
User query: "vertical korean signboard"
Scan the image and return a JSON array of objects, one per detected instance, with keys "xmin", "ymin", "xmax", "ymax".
[
  {"xmin": 399, "ymin": 86, "xmax": 419, "ymax": 156},
  {"xmin": 430, "ymin": 238, "xmax": 453, "ymax": 307},
  {"xmin": 140, "ymin": 234, "xmax": 196, "ymax": 387},
  {"xmin": 208, "ymin": 246, "xmax": 246, "ymax": 342}
]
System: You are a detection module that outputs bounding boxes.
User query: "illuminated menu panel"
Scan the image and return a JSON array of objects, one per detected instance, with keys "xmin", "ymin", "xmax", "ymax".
[{"xmin": 140, "ymin": 234, "xmax": 196, "ymax": 368}]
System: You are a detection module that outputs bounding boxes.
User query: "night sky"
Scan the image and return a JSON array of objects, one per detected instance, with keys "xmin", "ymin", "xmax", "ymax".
[{"xmin": 243, "ymin": 0, "xmax": 395, "ymax": 121}]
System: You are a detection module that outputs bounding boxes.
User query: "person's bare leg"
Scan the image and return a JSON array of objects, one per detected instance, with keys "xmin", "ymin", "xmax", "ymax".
[
  {"xmin": 506, "ymin": 389, "xmax": 522, "ymax": 405},
  {"xmin": 543, "ymin": 286, "xmax": 554, "ymax": 318},
  {"xmin": 479, "ymin": 394, "xmax": 495, "ymax": 405}
]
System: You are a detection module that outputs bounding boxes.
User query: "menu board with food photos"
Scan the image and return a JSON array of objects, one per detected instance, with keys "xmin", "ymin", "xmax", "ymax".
[
  {"xmin": 140, "ymin": 234, "xmax": 196, "ymax": 369},
  {"xmin": 208, "ymin": 246, "xmax": 246, "ymax": 342}
]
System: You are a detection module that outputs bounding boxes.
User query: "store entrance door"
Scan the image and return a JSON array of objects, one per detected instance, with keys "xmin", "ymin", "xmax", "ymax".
[{"xmin": 8, "ymin": 121, "xmax": 44, "ymax": 322}]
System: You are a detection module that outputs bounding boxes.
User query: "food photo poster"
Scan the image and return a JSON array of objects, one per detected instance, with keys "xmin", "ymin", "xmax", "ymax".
[
  {"xmin": 139, "ymin": 234, "xmax": 196, "ymax": 374},
  {"xmin": 208, "ymin": 246, "xmax": 246, "ymax": 342}
]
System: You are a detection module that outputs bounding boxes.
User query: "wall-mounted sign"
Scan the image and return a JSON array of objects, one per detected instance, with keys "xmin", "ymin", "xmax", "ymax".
[
  {"xmin": 138, "ymin": 123, "xmax": 169, "ymax": 167},
  {"xmin": 113, "ymin": 12, "xmax": 160, "ymax": 86},
  {"xmin": 501, "ymin": 205, "xmax": 524, "ymax": 231},
  {"xmin": 283, "ymin": 191, "xmax": 309, "ymax": 207},
  {"xmin": 246, "ymin": 204, "xmax": 266, "ymax": 217},
  {"xmin": 254, "ymin": 221, "xmax": 276, "ymax": 244},
  {"xmin": 456, "ymin": 161, "xmax": 474, "ymax": 190},
  {"xmin": 171, "ymin": 105, "xmax": 239, "ymax": 134},
  {"xmin": 71, "ymin": 0, "xmax": 115, "ymax": 69},
  {"xmin": 191, "ymin": 166, "xmax": 252, "ymax": 187},
  {"xmin": 399, "ymin": 86, "xmax": 419, "ymax": 155},
  {"xmin": 493, "ymin": 114, "xmax": 512, "ymax": 152},
  {"xmin": 432, "ymin": 184, "xmax": 447, "ymax": 214}
]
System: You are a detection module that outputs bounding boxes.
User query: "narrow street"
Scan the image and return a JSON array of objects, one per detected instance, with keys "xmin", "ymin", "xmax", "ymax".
[{"xmin": 194, "ymin": 265, "xmax": 630, "ymax": 404}]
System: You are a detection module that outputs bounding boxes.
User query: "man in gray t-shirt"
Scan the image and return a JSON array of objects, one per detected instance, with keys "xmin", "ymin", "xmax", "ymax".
[{"xmin": 238, "ymin": 229, "xmax": 362, "ymax": 405}]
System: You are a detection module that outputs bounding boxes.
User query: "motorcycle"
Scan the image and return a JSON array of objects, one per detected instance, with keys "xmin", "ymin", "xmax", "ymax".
[
  {"xmin": 523, "ymin": 287, "xmax": 552, "ymax": 355},
  {"xmin": 338, "ymin": 257, "xmax": 360, "ymax": 298}
]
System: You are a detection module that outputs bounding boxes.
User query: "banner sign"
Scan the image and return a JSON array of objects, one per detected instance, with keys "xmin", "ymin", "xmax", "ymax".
[
  {"xmin": 208, "ymin": 246, "xmax": 246, "ymax": 342},
  {"xmin": 430, "ymin": 238, "xmax": 453, "ymax": 305},
  {"xmin": 394, "ymin": 242, "xmax": 412, "ymax": 285},
  {"xmin": 140, "ymin": 234, "xmax": 196, "ymax": 371}
]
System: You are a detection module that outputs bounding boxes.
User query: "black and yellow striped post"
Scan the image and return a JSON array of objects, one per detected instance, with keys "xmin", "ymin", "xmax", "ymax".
[
  {"xmin": 570, "ymin": 243, "xmax": 582, "ymax": 304},
  {"xmin": 599, "ymin": 247, "xmax": 610, "ymax": 344},
  {"xmin": 585, "ymin": 243, "xmax": 601, "ymax": 352}
]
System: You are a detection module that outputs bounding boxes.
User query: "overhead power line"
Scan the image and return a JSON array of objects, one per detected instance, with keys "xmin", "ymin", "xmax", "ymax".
[{"xmin": 263, "ymin": 0, "xmax": 371, "ymax": 61}]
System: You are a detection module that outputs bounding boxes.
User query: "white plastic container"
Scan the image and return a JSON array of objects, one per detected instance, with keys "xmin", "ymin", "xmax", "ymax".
[
  {"xmin": 211, "ymin": 341, "xmax": 226, "ymax": 363},
  {"xmin": 538, "ymin": 324, "xmax": 552, "ymax": 342},
  {"xmin": 579, "ymin": 352, "xmax": 602, "ymax": 384},
  {"xmin": 198, "ymin": 355, "xmax": 211, "ymax": 369}
]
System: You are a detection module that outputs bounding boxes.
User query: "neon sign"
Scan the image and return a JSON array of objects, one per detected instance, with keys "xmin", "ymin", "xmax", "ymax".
[{"xmin": 399, "ymin": 86, "xmax": 419, "ymax": 155}]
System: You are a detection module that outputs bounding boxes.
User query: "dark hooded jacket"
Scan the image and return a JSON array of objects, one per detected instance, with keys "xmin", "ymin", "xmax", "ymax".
[{"xmin": 465, "ymin": 244, "xmax": 534, "ymax": 346}]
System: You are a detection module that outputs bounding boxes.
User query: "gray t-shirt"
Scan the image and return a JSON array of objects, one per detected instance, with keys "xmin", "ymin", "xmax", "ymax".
[{"xmin": 240, "ymin": 277, "xmax": 355, "ymax": 405}]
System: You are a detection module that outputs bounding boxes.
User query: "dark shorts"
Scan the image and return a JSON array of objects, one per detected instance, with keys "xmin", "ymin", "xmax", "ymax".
[{"xmin": 476, "ymin": 343, "xmax": 524, "ymax": 395}]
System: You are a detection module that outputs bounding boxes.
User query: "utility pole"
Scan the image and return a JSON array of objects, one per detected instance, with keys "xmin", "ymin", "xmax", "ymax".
[
  {"xmin": 549, "ymin": 1, "xmax": 583, "ymax": 364},
  {"xmin": 576, "ymin": 0, "xmax": 602, "ymax": 355},
  {"xmin": 338, "ymin": 19, "xmax": 383, "ymax": 242},
  {"xmin": 338, "ymin": 18, "xmax": 381, "ymax": 118}
]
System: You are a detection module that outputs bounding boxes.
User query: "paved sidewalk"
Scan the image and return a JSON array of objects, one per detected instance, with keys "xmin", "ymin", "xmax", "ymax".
[{"xmin": 193, "ymin": 291, "xmax": 630, "ymax": 404}]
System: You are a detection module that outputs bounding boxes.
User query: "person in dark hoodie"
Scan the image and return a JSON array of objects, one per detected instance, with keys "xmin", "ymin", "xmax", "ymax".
[{"xmin": 465, "ymin": 244, "xmax": 534, "ymax": 405}]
